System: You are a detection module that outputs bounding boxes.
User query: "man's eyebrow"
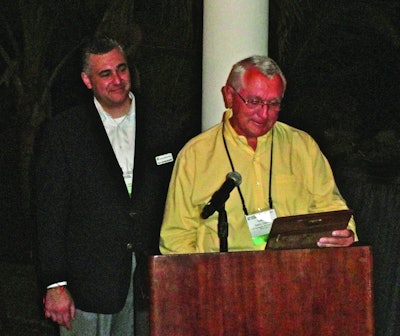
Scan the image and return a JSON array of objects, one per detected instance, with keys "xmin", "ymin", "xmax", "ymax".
[{"xmin": 97, "ymin": 63, "xmax": 128, "ymax": 76}]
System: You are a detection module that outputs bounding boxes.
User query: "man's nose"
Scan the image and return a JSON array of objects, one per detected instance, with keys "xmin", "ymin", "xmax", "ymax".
[
  {"xmin": 257, "ymin": 103, "xmax": 270, "ymax": 118},
  {"xmin": 112, "ymin": 72, "xmax": 122, "ymax": 84}
]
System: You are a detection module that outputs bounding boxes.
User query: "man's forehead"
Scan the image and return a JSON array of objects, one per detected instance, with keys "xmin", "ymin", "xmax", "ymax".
[
  {"xmin": 242, "ymin": 69, "xmax": 284, "ymax": 91},
  {"xmin": 244, "ymin": 68, "xmax": 280, "ymax": 81}
]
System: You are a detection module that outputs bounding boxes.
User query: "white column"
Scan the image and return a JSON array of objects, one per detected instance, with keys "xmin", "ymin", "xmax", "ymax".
[{"xmin": 202, "ymin": 0, "xmax": 269, "ymax": 131}]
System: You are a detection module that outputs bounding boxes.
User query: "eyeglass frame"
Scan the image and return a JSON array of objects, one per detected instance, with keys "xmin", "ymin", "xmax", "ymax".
[{"xmin": 232, "ymin": 87, "xmax": 282, "ymax": 110}]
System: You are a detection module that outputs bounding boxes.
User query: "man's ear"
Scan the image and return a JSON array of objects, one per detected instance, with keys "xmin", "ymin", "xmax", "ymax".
[
  {"xmin": 81, "ymin": 72, "xmax": 92, "ymax": 89},
  {"xmin": 222, "ymin": 85, "xmax": 234, "ymax": 108}
]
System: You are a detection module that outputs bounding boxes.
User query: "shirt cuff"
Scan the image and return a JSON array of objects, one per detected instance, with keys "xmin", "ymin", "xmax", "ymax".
[{"xmin": 47, "ymin": 281, "xmax": 67, "ymax": 289}]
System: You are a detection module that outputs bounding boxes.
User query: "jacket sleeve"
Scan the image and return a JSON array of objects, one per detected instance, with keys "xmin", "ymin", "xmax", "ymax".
[{"xmin": 34, "ymin": 119, "xmax": 70, "ymax": 287}]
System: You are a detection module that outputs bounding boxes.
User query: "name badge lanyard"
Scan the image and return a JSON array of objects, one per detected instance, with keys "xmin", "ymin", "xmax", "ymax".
[{"xmin": 222, "ymin": 123, "xmax": 274, "ymax": 214}]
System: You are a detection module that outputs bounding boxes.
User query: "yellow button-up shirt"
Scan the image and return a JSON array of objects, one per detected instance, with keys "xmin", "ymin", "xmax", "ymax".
[{"xmin": 160, "ymin": 110, "xmax": 356, "ymax": 254}]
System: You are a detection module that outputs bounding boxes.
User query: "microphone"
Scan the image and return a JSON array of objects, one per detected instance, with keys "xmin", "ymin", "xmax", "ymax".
[{"xmin": 201, "ymin": 171, "xmax": 242, "ymax": 219}]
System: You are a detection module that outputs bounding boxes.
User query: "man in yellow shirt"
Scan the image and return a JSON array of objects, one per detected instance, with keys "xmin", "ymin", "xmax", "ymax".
[{"xmin": 160, "ymin": 55, "xmax": 356, "ymax": 254}]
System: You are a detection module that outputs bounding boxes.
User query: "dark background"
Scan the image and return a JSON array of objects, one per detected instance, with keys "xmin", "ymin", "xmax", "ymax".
[{"xmin": 1, "ymin": 1, "xmax": 399, "ymax": 335}]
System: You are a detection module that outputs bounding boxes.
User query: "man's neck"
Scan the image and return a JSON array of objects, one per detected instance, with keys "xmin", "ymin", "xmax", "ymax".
[
  {"xmin": 94, "ymin": 95, "xmax": 133, "ymax": 119},
  {"xmin": 247, "ymin": 138, "xmax": 257, "ymax": 151},
  {"xmin": 105, "ymin": 100, "xmax": 131, "ymax": 119}
]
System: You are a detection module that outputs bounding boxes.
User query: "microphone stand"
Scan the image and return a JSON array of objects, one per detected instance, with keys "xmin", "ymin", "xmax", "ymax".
[{"xmin": 217, "ymin": 204, "xmax": 228, "ymax": 252}]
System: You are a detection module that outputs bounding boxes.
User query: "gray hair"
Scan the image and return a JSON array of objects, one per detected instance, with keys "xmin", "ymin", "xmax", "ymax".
[
  {"xmin": 227, "ymin": 55, "xmax": 287, "ymax": 92},
  {"xmin": 81, "ymin": 37, "xmax": 126, "ymax": 74}
]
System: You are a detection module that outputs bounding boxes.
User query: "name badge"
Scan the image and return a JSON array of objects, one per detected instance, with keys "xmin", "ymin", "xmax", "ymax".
[
  {"xmin": 155, "ymin": 153, "xmax": 174, "ymax": 165},
  {"xmin": 245, "ymin": 209, "xmax": 277, "ymax": 245}
]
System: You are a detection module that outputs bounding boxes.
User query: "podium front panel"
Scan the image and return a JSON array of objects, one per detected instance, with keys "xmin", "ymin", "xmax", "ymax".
[{"xmin": 149, "ymin": 246, "xmax": 374, "ymax": 336}]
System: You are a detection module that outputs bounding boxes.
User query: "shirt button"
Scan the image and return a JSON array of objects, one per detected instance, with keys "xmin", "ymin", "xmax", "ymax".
[{"xmin": 126, "ymin": 243, "xmax": 133, "ymax": 250}]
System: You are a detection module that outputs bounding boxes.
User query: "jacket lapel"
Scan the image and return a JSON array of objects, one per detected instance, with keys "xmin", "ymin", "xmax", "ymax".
[{"xmin": 86, "ymin": 102, "xmax": 131, "ymax": 200}]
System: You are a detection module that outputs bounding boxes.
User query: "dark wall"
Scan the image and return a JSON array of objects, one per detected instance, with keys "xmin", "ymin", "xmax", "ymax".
[
  {"xmin": 1, "ymin": 1, "xmax": 399, "ymax": 334},
  {"xmin": 269, "ymin": 1, "xmax": 400, "ymax": 335},
  {"xmin": 0, "ymin": 0, "xmax": 203, "ymax": 261}
]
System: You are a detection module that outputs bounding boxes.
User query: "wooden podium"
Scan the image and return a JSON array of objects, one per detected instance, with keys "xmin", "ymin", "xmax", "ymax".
[{"xmin": 149, "ymin": 246, "xmax": 374, "ymax": 336}]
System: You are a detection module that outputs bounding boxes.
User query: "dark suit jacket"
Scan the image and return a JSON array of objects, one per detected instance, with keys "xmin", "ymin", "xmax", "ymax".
[{"xmin": 34, "ymin": 96, "xmax": 177, "ymax": 314}]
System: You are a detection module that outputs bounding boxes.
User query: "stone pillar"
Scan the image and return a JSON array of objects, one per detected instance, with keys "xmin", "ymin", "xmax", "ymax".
[{"xmin": 202, "ymin": 0, "xmax": 269, "ymax": 130}]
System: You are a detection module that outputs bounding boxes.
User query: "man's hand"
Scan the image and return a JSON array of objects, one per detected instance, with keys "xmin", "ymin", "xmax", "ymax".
[
  {"xmin": 317, "ymin": 229, "xmax": 355, "ymax": 248},
  {"xmin": 44, "ymin": 286, "xmax": 75, "ymax": 330}
]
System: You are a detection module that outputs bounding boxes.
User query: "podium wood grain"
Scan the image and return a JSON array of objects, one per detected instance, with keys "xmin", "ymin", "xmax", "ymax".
[{"xmin": 149, "ymin": 246, "xmax": 374, "ymax": 336}]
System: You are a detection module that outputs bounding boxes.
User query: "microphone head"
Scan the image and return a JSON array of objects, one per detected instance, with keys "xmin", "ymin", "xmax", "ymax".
[{"xmin": 227, "ymin": 171, "xmax": 242, "ymax": 186}]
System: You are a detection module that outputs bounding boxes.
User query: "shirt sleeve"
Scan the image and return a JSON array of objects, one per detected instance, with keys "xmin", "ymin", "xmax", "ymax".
[
  {"xmin": 305, "ymin": 134, "xmax": 358, "ymax": 239},
  {"xmin": 160, "ymin": 149, "xmax": 200, "ymax": 254}
]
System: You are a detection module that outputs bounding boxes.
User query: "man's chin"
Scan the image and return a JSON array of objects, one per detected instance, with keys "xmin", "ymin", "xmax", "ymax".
[
  {"xmin": 109, "ymin": 91, "xmax": 130, "ymax": 102},
  {"xmin": 251, "ymin": 126, "xmax": 271, "ymax": 137}
]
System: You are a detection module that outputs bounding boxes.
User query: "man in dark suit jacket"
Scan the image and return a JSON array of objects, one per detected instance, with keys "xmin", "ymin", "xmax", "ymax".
[{"xmin": 34, "ymin": 37, "xmax": 175, "ymax": 335}]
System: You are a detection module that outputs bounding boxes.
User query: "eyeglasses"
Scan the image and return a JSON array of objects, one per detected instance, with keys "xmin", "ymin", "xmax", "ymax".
[{"xmin": 234, "ymin": 89, "xmax": 282, "ymax": 110}]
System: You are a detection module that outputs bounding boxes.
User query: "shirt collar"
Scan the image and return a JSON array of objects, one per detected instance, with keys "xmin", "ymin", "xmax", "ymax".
[{"xmin": 95, "ymin": 92, "xmax": 136, "ymax": 122}]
